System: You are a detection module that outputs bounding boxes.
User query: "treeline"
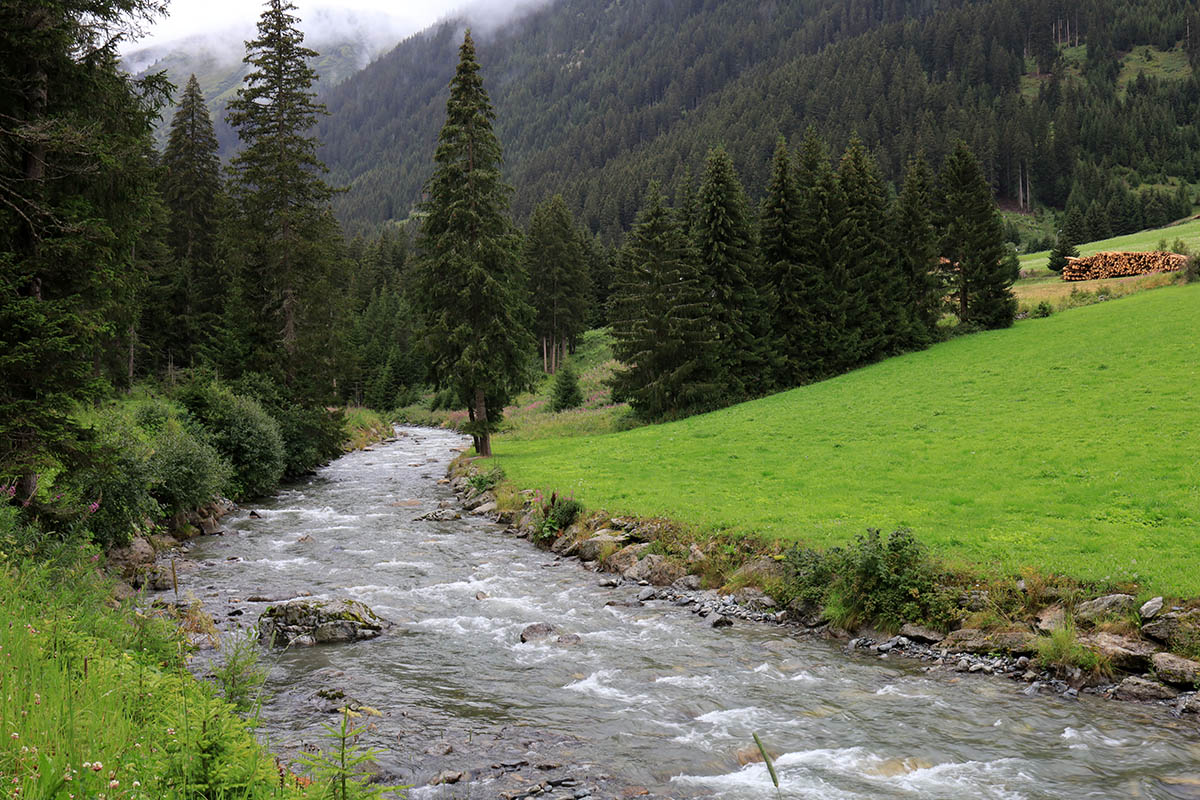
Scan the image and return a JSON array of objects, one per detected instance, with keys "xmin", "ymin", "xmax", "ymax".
[
  {"xmin": 320, "ymin": 0, "xmax": 1200, "ymax": 240},
  {"xmin": 606, "ymin": 135, "xmax": 1016, "ymax": 420}
]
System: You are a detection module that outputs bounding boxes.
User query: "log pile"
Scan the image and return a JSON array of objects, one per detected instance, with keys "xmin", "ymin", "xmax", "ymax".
[{"xmin": 1062, "ymin": 251, "xmax": 1189, "ymax": 281}]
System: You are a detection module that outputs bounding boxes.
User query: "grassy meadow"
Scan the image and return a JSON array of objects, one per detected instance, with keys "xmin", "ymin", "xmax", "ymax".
[
  {"xmin": 1017, "ymin": 216, "xmax": 1200, "ymax": 273},
  {"xmin": 495, "ymin": 284, "xmax": 1200, "ymax": 596}
]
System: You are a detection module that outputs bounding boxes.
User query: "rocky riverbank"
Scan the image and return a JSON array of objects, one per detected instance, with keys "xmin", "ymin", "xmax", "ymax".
[{"xmin": 449, "ymin": 458, "xmax": 1200, "ymax": 722}]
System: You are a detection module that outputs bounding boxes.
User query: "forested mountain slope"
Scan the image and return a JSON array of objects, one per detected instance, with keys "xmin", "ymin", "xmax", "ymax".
[{"xmin": 319, "ymin": 0, "xmax": 1200, "ymax": 237}]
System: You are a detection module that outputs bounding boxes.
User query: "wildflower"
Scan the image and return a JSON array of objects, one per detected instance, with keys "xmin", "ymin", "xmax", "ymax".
[
  {"xmin": 88, "ymin": 500, "xmax": 100, "ymax": 514},
  {"xmin": 132, "ymin": 781, "xmax": 140, "ymax": 788},
  {"xmin": 9, "ymin": 733, "xmax": 15, "ymax": 739},
  {"xmin": 90, "ymin": 762, "xmax": 102, "ymax": 772},
  {"xmin": 62, "ymin": 773, "xmax": 72, "ymax": 782},
  {"xmin": 108, "ymin": 780, "xmax": 119, "ymax": 789},
  {"xmin": 82, "ymin": 763, "xmax": 91, "ymax": 770}
]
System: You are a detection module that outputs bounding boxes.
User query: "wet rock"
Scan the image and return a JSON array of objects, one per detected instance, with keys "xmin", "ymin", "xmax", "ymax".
[
  {"xmin": 899, "ymin": 623, "xmax": 944, "ymax": 644},
  {"xmin": 1142, "ymin": 610, "xmax": 1200, "ymax": 646},
  {"xmin": 425, "ymin": 742, "xmax": 454, "ymax": 756},
  {"xmin": 463, "ymin": 491, "xmax": 495, "ymax": 511},
  {"xmin": 550, "ymin": 535, "xmax": 572, "ymax": 554},
  {"xmin": 785, "ymin": 598, "xmax": 827, "ymax": 628},
  {"xmin": 430, "ymin": 770, "xmax": 463, "ymax": 786},
  {"xmin": 520, "ymin": 623, "xmax": 556, "ymax": 643},
  {"xmin": 258, "ymin": 598, "xmax": 391, "ymax": 647},
  {"xmin": 941, "ymin": 628, "xmax": 1037, "ymax": 655},
  {"xmin": 672, "ymin": 575, "xmax": 701, "ymax": 591},
  {"xmin": 472, "ymin": 501, "xmax": 498, "ymax": 515},
  {"xmin": 710, "ymin": 614, "xmax": 733, "ymax": 628},
  {"xmin": 417, "ymin": 509, "xmax": 462, "ymax": 522},
  {"xmin": 1140, "ymin": 596, "xmax": 1164, "ymax": 620},
  {"xmin": 1179, "ymin": 694, "xmax": 1200, "ymax": 714},
  {"xmin": 495, "ymin": 509, "xmax": 518, "ymax": 525},
  {"xmin": 1152, "ymin": 652, "xmax": 1200, "ymax": 687},
  {"xmin": 1113, "ymin": 675, "xmax": 1179, "ymax": 702},
  {"xmin": 1082, "ymin": 632, "xmax": 1158, "ymax": 672},
  {"xmin": 556, "ymin": 634, "xmax": 581, "ymax": 646},
  {"xmin": 601, "ymin": 543, "xmax": 648, "ymax": 575},
  {"xmin": 732, "ymin": 588, "xmax": 776, "ymax": 611},
  {"xmin": 597, "ymin": 577, "xmax": 620, "ymax": 588},
  {"xmin": 1036, "ymin": 605, "xmax": 1066, "ymax": 633},
  {"xmin": 576, "ymin": 531, "xmax": 626, "ymax": 565},
  {"xmin": 1075, "ymin": 594, "xmax": 1136, "ymax": 623},
  {"xmin": 476, "ymin": 591, "xmax": 490, "ymax": 601},
  {"xmin": 636, "ymin": 587, "xmax": 657, "ymax": 602}
]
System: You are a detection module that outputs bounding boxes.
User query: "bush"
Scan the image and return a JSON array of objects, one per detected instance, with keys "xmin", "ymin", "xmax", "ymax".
[
  {"xmin": 148, "ymin": 423, "xmax": 230, "ymax": 516},
  {"xmin": 533, "ymin": 490, "xmax": 583, "ymax": 543},
  {"xmin": 1032, "ymin": 301, "xmax": 1054, "ymax": 318},
  {"xmin": 231, "ymin": 373, "xmax": 347, "ymax": 479},
  {"xmin": 550, "ymin": 364, "xmax": 584, "ymax": 411},
  {"xmin": 67, "ymin": 415, "xmax": 160, "ymax": 548},
  {"xmin": 783, "ymin": 528, "xmax": 956, "ymax": 631},
  {"xmin": 177, "ymin": 381, "xmax": 285, "ymax": 500}
]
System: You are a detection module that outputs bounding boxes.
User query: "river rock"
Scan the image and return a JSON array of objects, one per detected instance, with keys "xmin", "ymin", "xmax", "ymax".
[
  {"xmin": 430, "ymin": 770, "xmax": 463, "ymax": 786},
  {"xmin": 1140, "ymin": 596, "xmax": 1164, "ymax": 620},
  {"xmin": 624, "ymin": 554, "xmax": 684, "ymax": 586},
  {"xmin": 520, "ymin": 623, "xmax": 556, "ymax": 643},
  {"xmin": 732, "ymin": 588, "xmax": 776, "ymax": 611},
  {"xmin": 1142, "ymin": 609, "xmax": 1200, "ymax": 646},
  {"xmin": 941, "ymin": 628, "xmax": 1037, "ymax": 655},
  {"xmin": 576, "ymin": 533, "xmax": 626, "ymax": 563},
  {"xmin": 1113, "ymin": 675, "xmax": 1179, "ymax": 702},
  {"xmin": 107, "ymin": 536, "xmax": 156, "ymax": 582},
  {"xmin": 1036, "ymin": 605, "xmax": 1066, "ymax": 633},
  {"xmin": 417, "ymin": 509, "xmax": 461, "ymax": 522},
  {"xmin": 472, "ymin": 501, "xmax": 498, "ymax": 515},
  {"xmin": 899, "ymin": 623, "xmax": 944, "ymax": 644},
  {"xmin": 463, "ymin": 491, "xmax": 495, "ymax": 511},
  {"xmin": 710, "ymin": 614, "xmax": 733, "ymax": 628},
  {"xmin": 786, "ymin": 598, "xmax": 827, "ymax": 628},
  {"xmin": 730, "ymin": 556, "xmax": 785, "ymax": 584},
  {"xmin": 673, "ymin": 574, "xmax": 702, "ymax": 591},
  {"xmin": 1179, "ymin": 694, "xmax": 1200, "ymax": 714},
  {"xmin": 1082, "ymin": 632, "xmax": 1158, "ymax": 672},
  {"xmin": 556, "ymin": 633, "xmax": 581, "ymax": 646},
  {"xmin": 259, "ymin": 598, "xmax": 391, "ymax": 647},
  {"xmin": 1075, "ymin": 594, "xmax": 1136, "ymax": 623},
  {"xmin": 1152, "ymin": 652, "xmax": 1200, "ymax": 687},
  {"xmin": 602, "ymin": 543, "xmax": 649, "ymax": 575}
]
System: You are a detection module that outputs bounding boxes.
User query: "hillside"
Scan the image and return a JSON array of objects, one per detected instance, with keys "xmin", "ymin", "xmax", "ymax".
[
  {"xmin": 317, "ymin": 0, "xmax": 1200, "ymax": 236},
  {"xmin": 495, "ymin": 284, "xmax": 1200, "ymax": 595}
]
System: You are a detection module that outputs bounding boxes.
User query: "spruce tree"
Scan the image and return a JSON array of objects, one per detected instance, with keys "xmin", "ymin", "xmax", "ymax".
[
  {"xmin": 938, "ymin": 141, "xmax": 1017, "ymax": 329},
  {"xmin": 760, "ymin": 137, "xmax": 804, "ymax": 386},
  {"xmin": 412, "ymin": 31, "xmax": 535, "ymax": 457},
  {"xmin": 550, "ymin": 363, "xmax": 584, "ymax": 412},
  {"xmin": 524, "ymin": 195, "xmax": 589, "ymax": 374},
  {"xmin": 160, "ymin": 74, "xmax": 224, "ymax": 366},
  {"xmin": 1047, "ymin": 205, "xmax": 1084, "ymax": 273},
  {"xmin": 893, "ymin": 154, "xmax": 943, "ymax": 345},
  {"xmin": 225, "ymin": 0, "xmax": 339, "ymax": 395},
  {"xmin": 609, "ymin": 184, "xmax": 718, "ymax": 419},
  {"xmin": 694, "ymin": 147, "xmax": 775, "ymax": 397}
]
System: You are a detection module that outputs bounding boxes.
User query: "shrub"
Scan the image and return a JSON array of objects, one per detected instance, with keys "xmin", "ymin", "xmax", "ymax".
[
  {"xmin": 231, "ymin": 373, "xmax": 347, "ymax": 479},
  {"xmin": 148, "ymin": 423, "xmax": 230, "ymax": 516},
  {"xmin": 467, "ymin": 465, "xmax": 504, "ymax": 494},
  {"xmin": 1032, "ymin": 301, "xmax": 1053, "ymax": 318},
  {"xmin": 533, "ymin": 490, "xmax": 583, "ymax": 543},
  {"xmin": 67, "ymin": 415, "xmax": 160, "ymax": 549},
  {"xmin": 550, "ymin": 364, "xmax": 584, "ymax": 412},
  {"xmin": 176, "ymin": 381, "xmax": 285, "ymax": 500},
  {"xmin": 1036, "ymin": 621, "xmax": 1109, "ymax": 677}
]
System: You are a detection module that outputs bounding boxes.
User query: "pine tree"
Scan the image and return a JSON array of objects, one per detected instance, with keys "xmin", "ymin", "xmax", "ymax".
[
  {"xmin": 1047, "ymin": 205, "xmax": 1084, "ymax": 272},
  {"xmin": 609, "ymin": 184, "xmax": 718, "ymax": 419},
  {"xmin": 225, "ymin": 0, "xmax": 339, "ymax": 395},
  {"xmin": 160, "ymin": 74, "xmax": 224, "ymax": 366},
  {"xmin": 893, "ymin": 154, "xmax": 943, "ymax": 344},
  {"xmin": 938, "ymin": 141, "xmax": 1017, "ymax": 329},
  {"xmin": 694, "ymin": 146, "xmax": 775, "ymax": 397},
  {"xmin": 550, "ymin": 363, "xmax": 583, "ymax": 411},
  {"xmin": 412, "ymin": 31, "xmax": 535, "ymax": 457},
  {"xmin": 524, "ymin": 195, "xmax": 589, "ymax": 374}
]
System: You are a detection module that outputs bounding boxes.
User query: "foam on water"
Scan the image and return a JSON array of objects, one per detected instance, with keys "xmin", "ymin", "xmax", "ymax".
[{"xmin": 564, "ymin": 670, "xmax": 648, "ymax": 704}]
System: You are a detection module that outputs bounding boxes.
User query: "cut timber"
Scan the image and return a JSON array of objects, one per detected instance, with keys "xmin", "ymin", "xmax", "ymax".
[{"xmin": 1062, "ymin": 251, "xmax": 1189, "ymax": 281}]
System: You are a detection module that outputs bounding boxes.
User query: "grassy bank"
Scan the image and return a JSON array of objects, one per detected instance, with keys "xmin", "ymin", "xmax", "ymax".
[
  {"xmin": 1017, "ymin": 217, "xmax": 1200, "ymax": 273},
  {"xmin": 495, "ymin": 283, "xmax": 1200, "ymax": 596}
]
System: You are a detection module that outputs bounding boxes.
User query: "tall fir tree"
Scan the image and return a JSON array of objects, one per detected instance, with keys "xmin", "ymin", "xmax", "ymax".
[
  {"xmin": 412, "ymin": 31, "xmax": 535, "ymax": 457},
  {"xmin": 694, "ymin": 146, "xmax": 775, "ymax": 397},
  {"xmin": 523, "ymin": 194, "xmax": 590, "ymax": 373},
  {"xmin": 938, "ymin": 141, "xmax": 1017, "ymax": 329},
  {"xmin": 759, "ymin": 137, "xmax": 807, "ymax": 387},
  {"xmin": 1047, "ymin": 205, "xmax": 1084, "ymax": 273},
  {"xmin": 159, "ymin": 74, "xmax": 224, "ymax": 367},
  {"xmin": 225, "ymin": 0, "xmax": 341, "ymax": 396},
  {"xmin": 893, "ymin": 154, "xmax": 943, "ymax": 346},
  {"xmin": 609, "ymin": 184, "xmax": 719, "ymax": 419}
]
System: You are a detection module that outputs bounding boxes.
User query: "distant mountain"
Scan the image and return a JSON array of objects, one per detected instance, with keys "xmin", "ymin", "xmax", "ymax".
[
  {"xmin": 314, "ymin": 0, "xmax": 1200, "ymax": 238},
  {"xmin": 124, "ymin": 6, "xmax": 420, "ymax": 154}
]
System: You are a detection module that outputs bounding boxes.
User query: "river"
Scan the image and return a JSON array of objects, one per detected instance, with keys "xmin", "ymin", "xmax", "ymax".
[{"xmin": 179, "ymin": 427, "xmax": 1200, "ymax": 799}]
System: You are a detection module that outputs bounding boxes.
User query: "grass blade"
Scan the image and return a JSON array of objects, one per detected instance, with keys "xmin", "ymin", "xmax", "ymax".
[{"xmin": 753, "ymin": 731, "xmax": 779, "ymax": 789}]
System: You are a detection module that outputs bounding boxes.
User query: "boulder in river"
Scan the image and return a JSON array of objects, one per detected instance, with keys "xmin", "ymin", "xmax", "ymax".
[
  {"xmin": 1152, "ymin": 652, "xmax": 1200, "ymax": 688},
  {"xmin": 1113, "ymin": 676, "xmax": 1179, "ymax": 702},
  {"xmin": 520, "ymin": 623, "xmax": 556, "ymax": 643},
  {"xmin": 1081, "ymin": 632, "xmax": 1157, "ymax": 672},
  {"xmin": 259, "ymin": 598, "xmax": 391, "ymax": 647}
]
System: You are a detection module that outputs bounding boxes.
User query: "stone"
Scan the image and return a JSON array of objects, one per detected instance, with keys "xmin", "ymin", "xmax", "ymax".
[
  {"xmin": 941, "ymin": 628, "xmax": 1037, "ymax": 655},
  {"xmin": 1179, "ymin": 694, "xmax": 1200, "ymax": 714},
  {"xmin": 463, "ymin": 491, "xmax": 495, "ymax": 511},
  {"xmin": 688, "ymin": 543, "xmax": 707, "ymax": 564},
  {"xmin": 472, "ymin": 501, "xmax": 498, "ymax": 515},
  {"xmin": 1036, "ymin": 605, "xmax": 1066, "ymax": 633},
  {"xmin": 645, "ymin": 558, "xmax": 685, "ymax": 586},
  {"xmin": 417, "ymin": 509, "xmax": 461, "ymax": 522},
  {"xmin": 730, "ymin": 556, "xmax": 785, "ymax": 584},
  {"xmin": 732, "ymin": 588, "xmax": 776, "ymax": 611},
  {"xmin": 577, "ymin": 534, "xmax": 626, "ymax": 563},
  {"xmin": 476, "ymin": 591, "xmax": 489, "ymax": 601},
  {"xmin": 1142, "ymin": 609, "xmax": 1200, "ymax": 647},
  {"xmin": 636, "ymin": 587, "xmax": 657, "ymax": 602},
  {"xmin": 601, "ymin": 543, "xmax": 648, "ymax": 575},
  {"xmin": 106, "ymin": 536, "xmax": 155, "ymax": 581},
  {"xmin": 259, "ymin": 598, "xmax": 391, "ymax": 648},
  {"xmin": 899, "ymin": 623, "xmax": 944, "ymax": 643},
  {"xmin": 555, "ymin": 634, "xmax": 581, "ymax": 646},
  {"xmin": 710, "ymin": 614, "xmax": 733, "ymax": 628},
  {"xmin": 1140, "ymin": 596, "xmax": 1164, "ymax": 620},
  {"xmin": 623, "ymin": 553, "xmax": 663, "ymax": 582},
  {"xmin": 520, "ymin": 623, "xmax": 556, "ymax": 643},
  {"xmin": 1081, "ymin": 632, "xmax": 1158, "ymax": 672},
  {"xmin": 1152, "ymin": 652, "xmax": 1200, "ymax": 688},
  {"xmin": 430, "ymin": 770, "xmax": 463, "ymax": 786},
  {"xmin": 673, "ymin": 574, "xmax": 702, "ymax": 591},
  {"xmin": 786, "ymin": 598, "xmax": 827, "ymax": 628},
  {"xmin": 1075, "ymin": 594, "xmax": 1136, "ymax": 623},
  {"xmin": 1113, "ymin": 675, "xmax": 1179, "ymax": 702}
]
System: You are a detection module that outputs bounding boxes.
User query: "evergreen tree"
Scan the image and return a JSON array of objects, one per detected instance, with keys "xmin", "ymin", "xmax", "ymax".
[
  {"xmin": 160, "ymin": 74, "xmax": 224, "ymax": 366},
  {"xmin": 694, "ymin": 146, "xmax": 775, "ymax": 397},
  {"xmin": 1047, "ymin": 205, "xmax": 1084, "ymax": 272},
  {"xmin": 893, "ymin": 154, "xmax": 943, "ymax": 344},
  {"xmin": 524, "ymin": 194, "xmax": 589, "ymax": 373},
  {"xmin": 609, "ymin": 184, "xmax": 718, "ymax": 419},
  {"xmin": 938, "ymin": 141, "xmax": 1017, "ymax": 329},
  {"xmin": 225, "ymin": 0, "xmax": 340, "ymax": 396},
  {"xmin": 412, "ymin": 31, "xmax": 535, "ymax": 457},
  {"xmin": 550, "ymin": 363, "xmax": 584, "ymax": 411},
  {"xmin": 760, "ymin": 136, "xmax": 804, "ymax": 386}
]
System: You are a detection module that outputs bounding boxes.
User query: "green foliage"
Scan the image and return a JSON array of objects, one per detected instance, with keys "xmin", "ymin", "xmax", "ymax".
[
  {"xmin": 467, "ymin": 466, "xmax": 504, "ymax": 494},
  {"xmin": 148, "ymin": 422, "xmax": 231, "ymax": 516},
  {"xmin": 232, "ymin": 373, "xmax": 346, "ymax": 479},
  {"xmin": 297, "ymin": 707, "xmax": 404, "ymax": 800},
  {"xmin": 784, "ymin": 529, "xmax": 956, "ymax": 631},
  {"xmin": 550, "ymin": 364, "xmax": 584, "ymax": 412},
  {"xmin": 68, "ymin": 415, "xmax": 161, "ymax": 549},
  {"xmin": 533, "ymin": 490, "xmax": 583, "ymax": 543},
  {"xmin": 1047, "ymin": 206, "xmax": 1084, "ymax": 273},
  {"xmin": 1032, "ymin": 301, "xmax": 1054, "ymax": 318},
  {"xmin": 177, "ymin": 381, "xmax": 286, "ymax": 500},
  {"xmin": 525, "ymin": 195, "xmax": 591, "ymax": 373},
  {"xmin": 211, "ymin": 627, "xmax": 269, "ymax": 714},
  {"xmin": 1036, "ymin": 622, "xmax": 1109, "ymax": 676}
]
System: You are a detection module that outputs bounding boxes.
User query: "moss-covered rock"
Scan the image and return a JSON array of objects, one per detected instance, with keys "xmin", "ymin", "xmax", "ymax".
[{"xmin": 259, "ymin": 598, "xmax": 392, "ymax": 647}]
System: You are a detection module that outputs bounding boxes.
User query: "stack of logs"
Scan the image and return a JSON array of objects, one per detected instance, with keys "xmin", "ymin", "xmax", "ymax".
[{"xmin": 1062, "ymin": 251, "xmax": 1189, "ymax": 281}]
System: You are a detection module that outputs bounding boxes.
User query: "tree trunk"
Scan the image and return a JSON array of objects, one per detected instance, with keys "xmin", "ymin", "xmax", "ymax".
[
  {"xmin": 474, "ymin": 387, "xmax": 491, "ymax": 457},
  {"xmin": 467, "ymin": 402, "xmax": 480, "ymax": 454}
]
